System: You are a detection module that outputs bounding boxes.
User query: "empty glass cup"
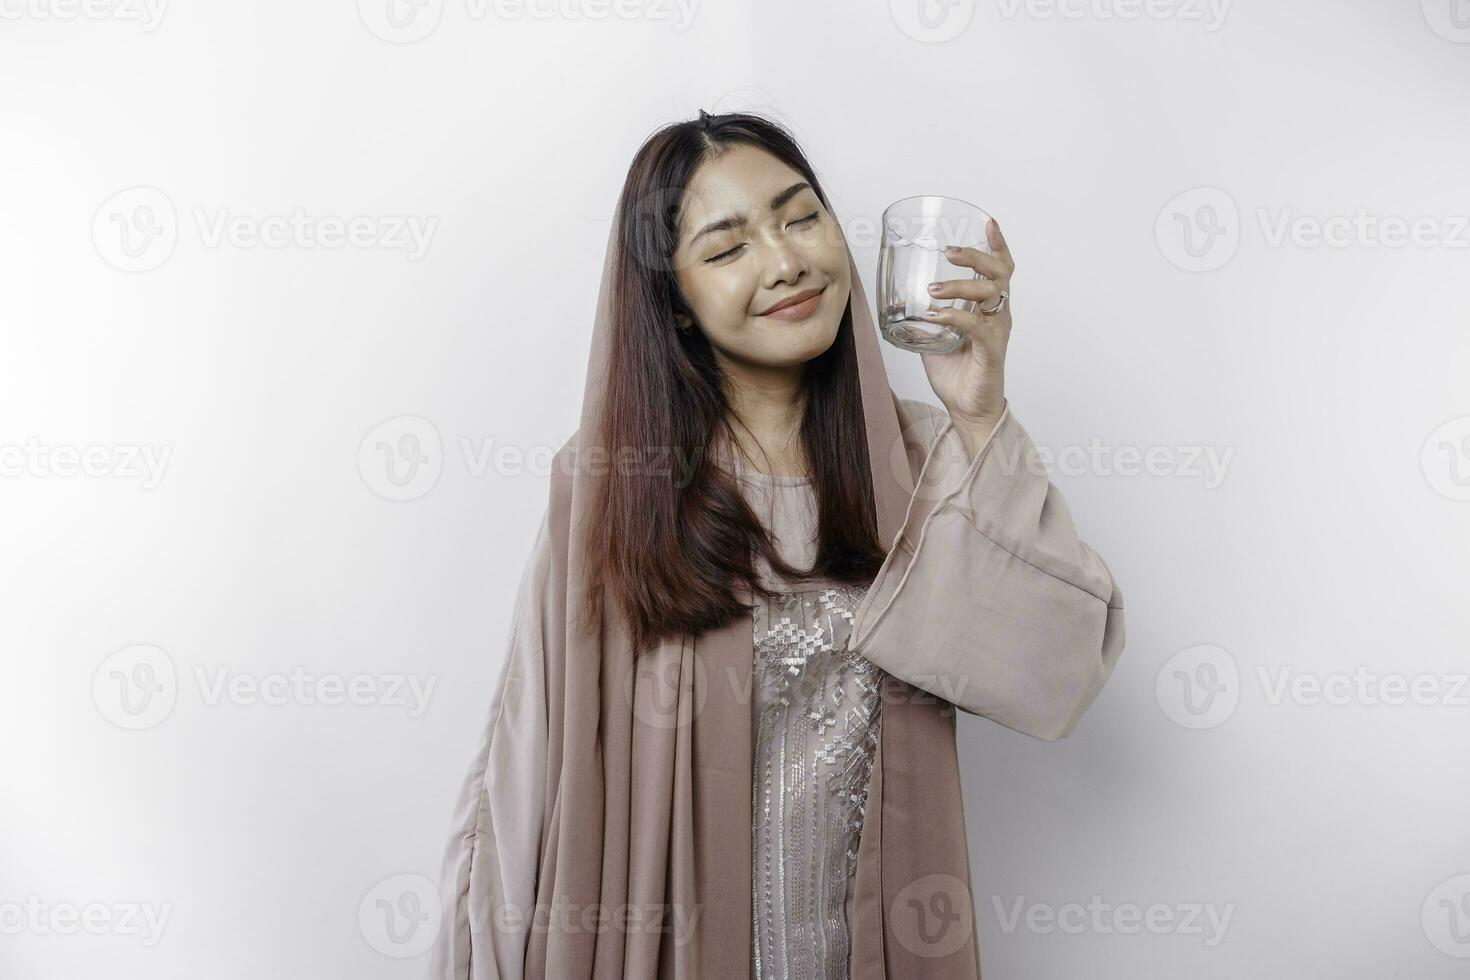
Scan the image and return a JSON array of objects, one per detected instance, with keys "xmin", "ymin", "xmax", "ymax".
[{"xmin": 877, "ymin": 195, "xmax": 995, "ymax": 354}]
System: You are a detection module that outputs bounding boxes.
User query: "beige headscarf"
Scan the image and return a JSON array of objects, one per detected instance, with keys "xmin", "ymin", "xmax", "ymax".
[{"xmin": 526, "ymin": 210, "xmax": 983, "ymax": 978}]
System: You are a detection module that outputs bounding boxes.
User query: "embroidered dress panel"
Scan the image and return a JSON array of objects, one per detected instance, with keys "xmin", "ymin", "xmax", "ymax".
[{"xmin": 734, "ymin": 462, "xmax": 885, "ymax": 980}]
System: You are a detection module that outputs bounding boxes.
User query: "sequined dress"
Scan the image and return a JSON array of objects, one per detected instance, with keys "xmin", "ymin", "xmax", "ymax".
[{"xmin": 734, "ymin": 459, "xmax": 886, "ymax": 980}]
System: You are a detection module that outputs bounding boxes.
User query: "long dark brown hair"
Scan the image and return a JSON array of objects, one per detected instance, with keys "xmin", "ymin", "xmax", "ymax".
[{"xmin": 582, "ymin": 110, "xmax": 889, "ymax": 656}]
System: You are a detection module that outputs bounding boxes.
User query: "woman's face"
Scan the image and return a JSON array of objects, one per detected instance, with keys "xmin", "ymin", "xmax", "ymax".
[{"xmin": 671, "ymin": 144, "xmax": 852, "ymax": 376}]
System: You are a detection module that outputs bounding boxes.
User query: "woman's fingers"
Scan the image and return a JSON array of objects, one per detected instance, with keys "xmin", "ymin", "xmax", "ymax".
[
  {"xmin": 926, "ymin": 276, "xmax": 1002, "ymax": 306},
  {"xmin": 920, "ymin": 304, "xmax": 1008, "ymax": 341},
  {"xmin": 938, "ymin": 218, "xmax": 1014, "ymax": 277},
  {"xmin": 940, "ymin": 246, "xmax": 1009, "ymax": 281},
  {"xmin": 932, "ymin": 218, "xmax": 1013, "ymax": 306},
  {"xmin": 985, "ymin": 217, "xmax": 1013, "ymax": 270}
]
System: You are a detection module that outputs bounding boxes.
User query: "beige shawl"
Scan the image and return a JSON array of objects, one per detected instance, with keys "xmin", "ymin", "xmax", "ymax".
[{"xmin": 430, "ymin": 215, "xmax": 1126, "ymax": 979}]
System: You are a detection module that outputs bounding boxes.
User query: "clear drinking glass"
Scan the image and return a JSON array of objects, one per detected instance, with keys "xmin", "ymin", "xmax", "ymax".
[{"xmin": 877, "ymin": 195, "xmax": 994, "ymax": 354}]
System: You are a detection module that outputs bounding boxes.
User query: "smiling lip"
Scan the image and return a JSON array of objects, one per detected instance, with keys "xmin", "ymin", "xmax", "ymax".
[{"xmin": 758, "ymin": 286, "xmax": 826, "ymax": 319}]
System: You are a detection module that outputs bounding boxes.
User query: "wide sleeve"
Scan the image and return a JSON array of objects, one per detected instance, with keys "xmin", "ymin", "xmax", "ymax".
[
  {"xmin": 427, "ymin": 507, "xmax": 552, "ymax": 980},
  {"xmin": 848, "ymin": 398, "xmax": 1126, "ymax": 742}
]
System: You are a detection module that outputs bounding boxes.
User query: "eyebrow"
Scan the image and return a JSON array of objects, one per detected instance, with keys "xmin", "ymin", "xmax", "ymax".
[{"xmin": 687, "ymin": 181, "xmax": 814, "ymax": 247}]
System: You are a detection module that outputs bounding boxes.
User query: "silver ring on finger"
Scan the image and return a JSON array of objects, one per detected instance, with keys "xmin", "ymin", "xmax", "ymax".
[{"xmin": 980, "ymin": 290, "xmax": 1008, "ymax": 317}]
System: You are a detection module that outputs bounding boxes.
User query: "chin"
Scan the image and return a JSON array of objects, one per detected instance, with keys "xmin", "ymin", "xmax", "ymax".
[{"xmin": 774, "ymin": 317, "xmax": 841, "ymax": 362}]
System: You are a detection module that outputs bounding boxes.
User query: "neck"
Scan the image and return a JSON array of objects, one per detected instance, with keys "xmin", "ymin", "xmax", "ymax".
[{"xmin": 719, "ymin": 360, "xmax": 807, "ymax": 477}]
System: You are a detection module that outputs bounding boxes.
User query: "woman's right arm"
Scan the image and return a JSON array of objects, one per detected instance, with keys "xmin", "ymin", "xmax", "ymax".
[{"xmin": 428, "ymin": 507, "xmax": 553, "ymax": 980}]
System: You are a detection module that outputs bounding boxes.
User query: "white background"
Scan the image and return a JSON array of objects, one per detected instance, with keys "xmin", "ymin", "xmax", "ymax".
[{"xmin": 3, "ymin": 1, "xmax": 1469, "ymax": 977}]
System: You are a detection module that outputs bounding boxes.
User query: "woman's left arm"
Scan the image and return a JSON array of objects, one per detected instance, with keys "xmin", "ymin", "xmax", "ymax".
[
  {"xmin": 849, "ymin": 399, "xmax": 1126, "ymax": 741},
  {"xmin": 848, "ymin": 220, "xmax": 1127, "ymax": 741}
]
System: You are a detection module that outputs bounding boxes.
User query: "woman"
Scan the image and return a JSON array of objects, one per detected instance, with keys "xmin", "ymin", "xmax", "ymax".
[{"xmin": 428, "ymin": 110, "xmax": 1126, "ymax": 980}]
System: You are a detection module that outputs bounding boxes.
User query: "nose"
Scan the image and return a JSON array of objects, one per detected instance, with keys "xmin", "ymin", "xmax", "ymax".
[{"xmin": 758, "ymin": 228, "xmax": 809, "ymax": 287}]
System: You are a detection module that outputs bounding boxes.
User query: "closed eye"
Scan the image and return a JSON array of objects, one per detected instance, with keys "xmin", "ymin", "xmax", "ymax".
[{"xmin": 704, "ymin": 212, "xmax": 823, "ymax": 263}]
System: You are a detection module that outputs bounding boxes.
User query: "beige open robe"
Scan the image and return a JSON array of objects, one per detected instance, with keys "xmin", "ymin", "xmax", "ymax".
[{"xmin": 427, "ymin": 236, "xmax": 1126, "ymax": 979}]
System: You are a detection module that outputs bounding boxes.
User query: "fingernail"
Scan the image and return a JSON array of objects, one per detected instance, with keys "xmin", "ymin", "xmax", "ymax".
[
  {"xmin": 927, "ymin": 282, "xmax": 941, "ymax": 293},
  {"xmin": 944, "ymin": 246, "xmax": 959, "ymax": 255},
  {"xmin": 922, "ymin": 309, "xmax": 940, "ymax": 318}
]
